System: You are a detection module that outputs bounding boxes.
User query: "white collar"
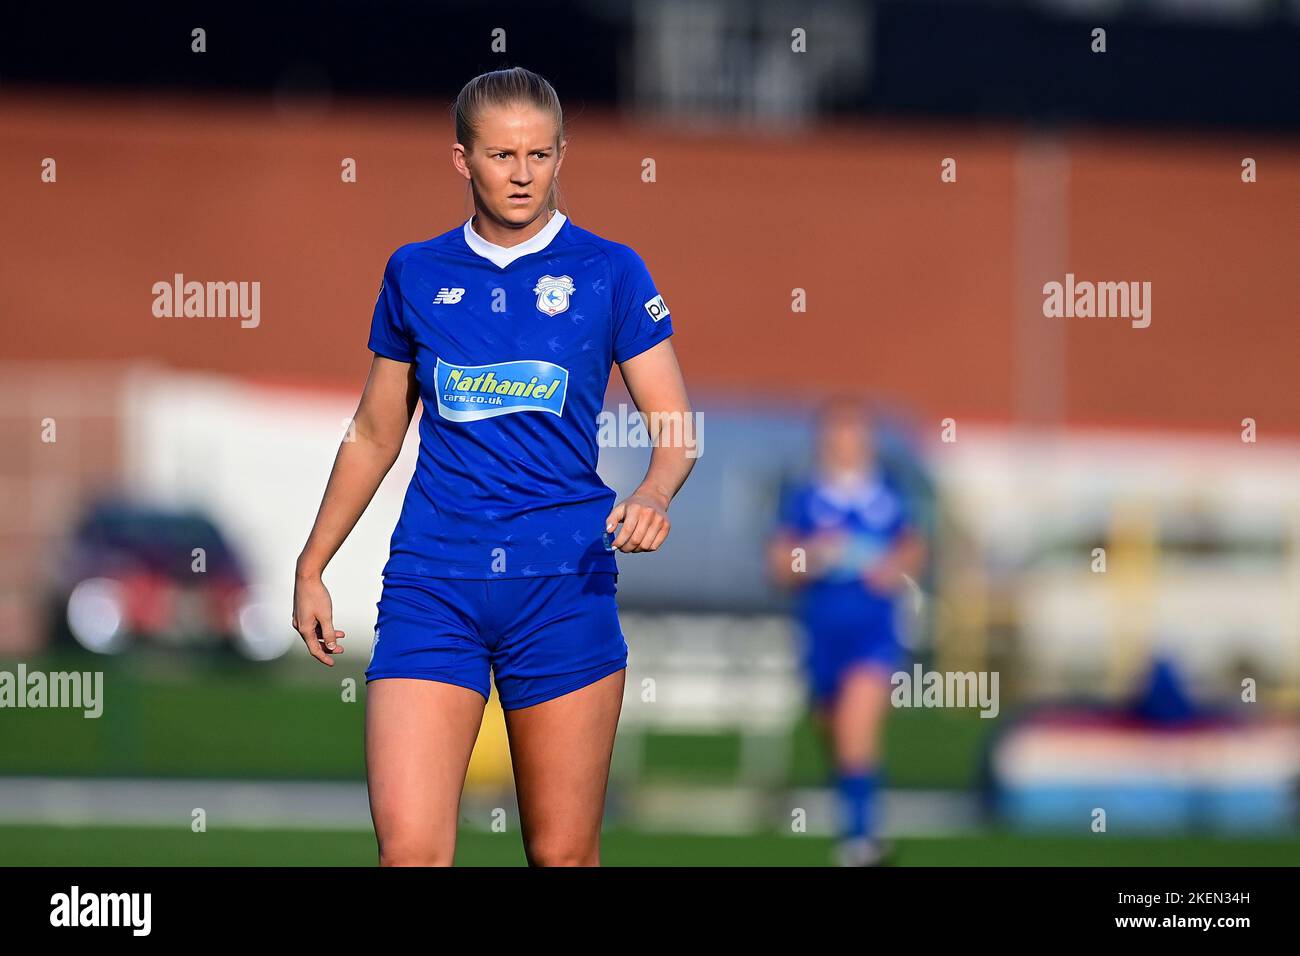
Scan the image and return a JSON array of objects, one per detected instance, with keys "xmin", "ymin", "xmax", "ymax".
[
  {"xmin": 815, "ymin": 468, "xmax": 884, "ymax": 508},
  {"xmin": 462, "ymin": 210, "xmax": 568, "ymax": 268}
]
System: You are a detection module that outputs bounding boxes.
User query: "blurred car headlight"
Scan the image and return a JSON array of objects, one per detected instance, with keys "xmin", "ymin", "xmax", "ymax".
[
  {"xmin": 234, "ymin": 598, "xmax": 295, "ymax": 661},
  {"xmin": 66, "ymin": 577, "xmax": 129, "ymax": 654}
]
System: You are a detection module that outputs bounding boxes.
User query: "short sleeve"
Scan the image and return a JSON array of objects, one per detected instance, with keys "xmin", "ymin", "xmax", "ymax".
[
  {"xmin": 367, "ymin": 249, "xmax": 414, "ymax": 363},
  {"xmin": 610, "ymin": 245, "xmax": 674, "ymax": 364}
]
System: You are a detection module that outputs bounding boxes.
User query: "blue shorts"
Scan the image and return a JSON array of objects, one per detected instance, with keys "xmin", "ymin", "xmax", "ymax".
[
  {"xmin": 366, "ymin": 571, "xmax": 628, "ymax": 710},
  {"xmin": 795, "ymin": 583, "xmax": 902, "ymax": 706}
]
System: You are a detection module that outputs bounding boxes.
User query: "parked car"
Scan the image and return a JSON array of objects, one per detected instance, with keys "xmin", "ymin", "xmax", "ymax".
[{"xmin": 47, "ymin": 498, "xmax": 289, "ymax": 660}]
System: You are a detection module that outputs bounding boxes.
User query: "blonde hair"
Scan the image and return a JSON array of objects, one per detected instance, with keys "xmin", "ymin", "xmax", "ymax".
[{"xmin": 452, "ymin": 67, "xmax": 566, "ymax": 213}]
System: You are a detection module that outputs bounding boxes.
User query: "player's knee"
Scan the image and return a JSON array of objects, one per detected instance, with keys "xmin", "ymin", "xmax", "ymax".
[
  {"xmin": 525, "ymin": 837, "xmax": 599, "ymax": 867},
  {"xmin": 378, "ymin": 836, "xmax": 454, "ymax": 867},
  {"xmin": 835, "ymin": 738, "xmax": 880, "ymax": 768}
]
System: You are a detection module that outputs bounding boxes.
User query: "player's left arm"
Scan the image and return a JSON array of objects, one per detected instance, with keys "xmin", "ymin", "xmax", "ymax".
[
  {"xmin": 606, "ymin": 339, "xmax": 696, "ymax": 553},
  {"xmin": 865, "ymin": 527, "xmax": 927, "ymax": 592}
]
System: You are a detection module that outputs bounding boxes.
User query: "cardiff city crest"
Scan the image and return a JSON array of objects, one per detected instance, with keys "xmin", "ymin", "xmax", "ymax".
[{"xmin": 533, "ymin": 275, "xmax": 576, "ymax": 316}]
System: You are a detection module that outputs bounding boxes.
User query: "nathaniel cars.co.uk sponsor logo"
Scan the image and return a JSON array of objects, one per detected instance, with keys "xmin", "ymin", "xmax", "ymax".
[{"xmin": 434, "ymin": 357, "xmax": 569, "ymax": 422}]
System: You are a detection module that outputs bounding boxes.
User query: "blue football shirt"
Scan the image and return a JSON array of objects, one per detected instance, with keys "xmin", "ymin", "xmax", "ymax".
[
  {"xmin": 777, "ymin": 470, "xmax": 911, "ymax": 590},
  {"xmin": 368, "ymin": 210, "xmax": 673, "ymax": 578}
]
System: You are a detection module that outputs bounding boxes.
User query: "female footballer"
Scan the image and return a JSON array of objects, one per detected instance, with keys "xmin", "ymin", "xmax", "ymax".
[
  {"xmin": 767, "ymin": 399, "xmax": 925, "ymax": 866},
  {"xmin": 292, "ymin": 67, "xmax": 694, "ymax": 866}
]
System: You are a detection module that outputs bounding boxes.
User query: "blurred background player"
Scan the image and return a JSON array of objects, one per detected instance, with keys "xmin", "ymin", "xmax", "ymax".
[{"xmin": 768, "ymin": 398, "xmax": 926, "ymax": 866}]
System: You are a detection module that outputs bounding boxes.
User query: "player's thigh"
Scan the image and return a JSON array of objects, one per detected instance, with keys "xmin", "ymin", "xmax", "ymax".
[
  {"xmin": 365, "ymin": 677, "xmax": 486, "ymax": 865},
  {"xmin": 502, "ymin": 668, "xmax": 625, "ymax": 866},
  {"xmin": 365, "ymin": 573, "xmax": 493, "ymax": 863},
  {"xmin": 829, "ymin": 660, "xmax": 894, "ymax": 767}
]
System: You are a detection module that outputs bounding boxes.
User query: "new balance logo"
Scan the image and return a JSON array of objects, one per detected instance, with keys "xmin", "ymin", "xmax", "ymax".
[{"xmin": 433, "ymin": 288, "xmax": 466, "ymax": 304}]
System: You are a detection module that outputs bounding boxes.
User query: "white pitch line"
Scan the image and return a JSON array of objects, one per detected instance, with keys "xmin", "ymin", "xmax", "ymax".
[{"xmin": 0, "ymin": 777, "xmax": 982, "ymax": 835}]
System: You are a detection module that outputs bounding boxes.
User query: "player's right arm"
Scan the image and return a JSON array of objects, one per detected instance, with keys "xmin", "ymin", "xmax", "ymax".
[
  {"xmin": 767, "ymin": 529, "xmax": 808, "ymax": 590},
  {"xmin": 292, "ymin": 355, "xmax": 419, "ymax": 665},
  {"xmin": 766, "ymin": 482, "xmax": 846, "ymax": 590},
  {"xmin": 767, "ymin": 529, "xmax": 848, "ymax": 590}
]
